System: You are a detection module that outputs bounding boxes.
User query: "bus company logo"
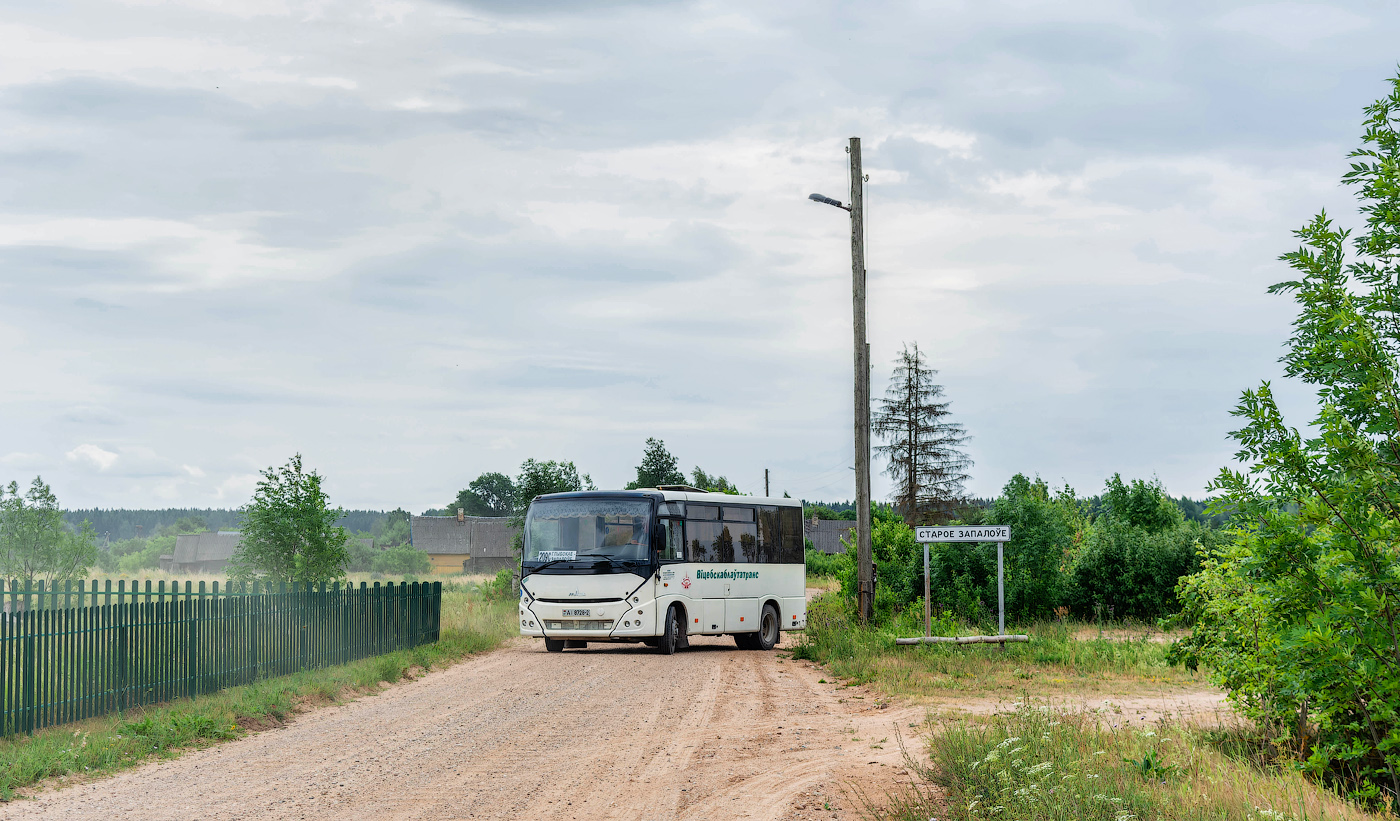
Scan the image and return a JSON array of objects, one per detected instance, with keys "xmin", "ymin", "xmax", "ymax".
[
  {"xmin": 696, "ymin": 569, "xmax": 759, "ymax": 581},
  {"xmin": 681, "ymin": 575, "xmax": 691, "ymax": 589}
]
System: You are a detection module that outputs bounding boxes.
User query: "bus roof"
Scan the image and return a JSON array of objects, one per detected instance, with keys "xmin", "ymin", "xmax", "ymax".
[{"xmin": 531, "ymin": 489, "xmax": 802, "ymax": 508}]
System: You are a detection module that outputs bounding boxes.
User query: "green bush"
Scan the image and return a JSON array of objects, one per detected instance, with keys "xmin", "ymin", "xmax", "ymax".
[
  {"xmin": 115, "ymin": 535, "xmax": 173, "ymax": 574},
  {"xmin": 805, "ymin": 545, "xmax": 847, "ymax": 578},
  {"xmin": 1069, "ymin": 517, "xmax": 1214, "ymax": 621},
  {"xmin": 990, "ymin": 474, "xmax": 1078, "ymax": 621},
  {"xmin": 1169, "ymin": 73, "xmax": 1400, "ymax": 807},
  {"xmin": 821, "ymin": 475, "xmax": 1216, "ymax": 629},
  {"xmin": 483, "ymin": 567, "xmax": 515, "ymax": 601},
  {"xmin": 346, "ymin": 538, "xmax": 379, "ymax": 572},
  {"xmin": 370, "ymin": 545, "xmax": 431, "ymax": 577}
]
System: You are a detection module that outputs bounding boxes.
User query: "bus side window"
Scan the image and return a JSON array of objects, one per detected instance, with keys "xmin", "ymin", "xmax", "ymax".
[
  {"xmin": 658, "ymin": 519, "xmax": 684, "ymax": 562},
  {"xmin": 778, "ymin": 506, "xmax": 804, "ymax": 563}
]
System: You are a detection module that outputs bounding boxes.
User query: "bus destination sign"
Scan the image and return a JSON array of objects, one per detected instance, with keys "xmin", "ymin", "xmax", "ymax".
[{"xmin": 914, "ymin": 526, "xmax": 1011, "ymax": 543}]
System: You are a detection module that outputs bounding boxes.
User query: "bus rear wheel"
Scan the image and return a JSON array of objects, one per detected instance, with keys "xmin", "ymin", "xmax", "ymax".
[
  {"xmin": 755, "ymin": 603, "xmax": 779, "ymax": 651},
  {"xmin": 544, "ymin": 637, "xmax": 565, "ymax": 653}
]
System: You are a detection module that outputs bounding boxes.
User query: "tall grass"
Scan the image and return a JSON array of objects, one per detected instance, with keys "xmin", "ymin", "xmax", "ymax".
[
  {"xmin": 792, "ymin": 593, "xmax": 1197, "ymax": 698},
  {"xmin": 0, "ymin": 587, "xmax": 516, "ymax": 799},
  {"xmin": 877, "ymin": 703, "xmax": 1383, "ymax": 821}
]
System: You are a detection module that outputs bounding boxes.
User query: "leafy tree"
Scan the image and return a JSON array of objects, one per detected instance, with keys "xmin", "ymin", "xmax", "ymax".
[
  {"xmin": 625, "ymin": 438, "xmax": 686, "ymax": 489},
  {"xmin": 514, "ymin": 459, "xmax": 593, "ymax": 504},
  {"xmin": 0, "ymin": 477, "xmax": 98, "ymax": 586},
  {"xmin": 229, "ymin": 454, "xmax": 349, "ymax": 585},
  {"xmin": 171, "ymin": 515, "xmax": 209, "ymax": 535},
  {"xmin": 371, "ymin": 545, "xmax": 431, "ymax": 576},
  {"xmin": 375, "ymin": 510, "xmax": 411, "ymax": 547},
  {"xmin": 690, "ymin": 467, "xmax": 741, "ymax": 494},
  {"xmin": 873, "ymin": 342, "xmax": 973, "ymax": 525},
  {"xmin": 1101, "ymin": 475, "xmax": 1182, "ymax": 534},
  {"xmin": 986, "ymin": 474, "xmax": 1081, "ymax": 622},
  {"xmin": 346, "ymin": 534, "xmax": 380, "ymax": 572},
  {"xmin": 805, "ymin": 504, "xmax": 854, "ymax": 521},
  {"xmin": 451, "ymin": 472, "xmax": 516, "ymax": 517},
  {"xmin": 1172, "ymin": 74, "xmax": 1400, "ymax": 806}
]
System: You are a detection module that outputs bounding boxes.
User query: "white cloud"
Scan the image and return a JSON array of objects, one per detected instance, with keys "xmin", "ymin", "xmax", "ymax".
[
  {"xmin": 0, "ymin": 22, "xmax": 268, "ymax": 89},
  {"xmin": 66, "ymin": 444, "xmax": 119, "ymax": 471},
  {"xmin": 216, "ymin": 474, "xmax": 259, "ymax": 502},
  {"xmin": 0, "ymin": 0, "xmax": 1392, "ymax": 510}
]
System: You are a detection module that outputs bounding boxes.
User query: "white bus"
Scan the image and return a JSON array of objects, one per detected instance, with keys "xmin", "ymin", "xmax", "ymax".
[{"xmin": 518, "ymin": 488, "xmax": 808, "ymax": 653}]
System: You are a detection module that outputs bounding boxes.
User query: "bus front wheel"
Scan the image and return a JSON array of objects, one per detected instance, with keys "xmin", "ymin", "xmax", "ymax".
[
  {"xmin": 544, "ymin": 637, "xmax": 565, "ymax": 653},
  {"xmin": 657, "ymin": 606, "xmax": 682, "ymax": 655}
]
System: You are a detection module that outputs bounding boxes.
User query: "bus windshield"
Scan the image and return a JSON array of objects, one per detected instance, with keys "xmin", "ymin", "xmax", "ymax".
[{"xmin": 524, "ymin": 498, "xmax": 652, "ymax": 569}]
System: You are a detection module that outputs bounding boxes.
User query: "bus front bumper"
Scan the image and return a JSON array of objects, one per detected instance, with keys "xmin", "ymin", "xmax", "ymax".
[{"xmin": 520, "ymin": 597, "xmax": 656, "ymax": 640}]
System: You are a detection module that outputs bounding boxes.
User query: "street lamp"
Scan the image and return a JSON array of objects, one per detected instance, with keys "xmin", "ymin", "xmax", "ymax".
[
  {"xmin": 807, "ymin": 193, "xmax": 849, "ymax": 211},
  {"xmin": 809, "ymin": 136, "xmax": 873, "ymax": 625}
]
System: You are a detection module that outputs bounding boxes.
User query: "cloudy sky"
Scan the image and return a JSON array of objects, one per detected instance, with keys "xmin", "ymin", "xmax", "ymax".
[{"xmin": 1, "ymin": 0, "xmax": 1396, "ymax": 511}]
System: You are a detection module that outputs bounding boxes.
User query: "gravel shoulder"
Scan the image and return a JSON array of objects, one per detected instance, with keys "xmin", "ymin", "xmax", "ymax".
[{"xmin": 1, "ymin": 634, "xmax": 926, "ymax": 820}]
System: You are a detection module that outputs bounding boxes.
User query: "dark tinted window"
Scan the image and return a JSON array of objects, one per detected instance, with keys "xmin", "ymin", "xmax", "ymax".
[
  {"xmin": 729, "ymin": 523, "xmax": 758, "ymax": 562},
  {"xmin": 690, "ymin": 508, "xmax": 780, "ymax": 563},
  {"xmin": 714, "ymin": 524, "xmax": 736, "ymax": 561},
  {"xmin": 723, "ymin": 506, "xmax": 754, "ymax": 522},
  {"xmin": 688, "ymin": 519, "xmax": 722, "ymax": 562},
  {"xmin": 778, "ymin": 506, "xmax": 804, "ymax": 563},
  {"xmin": 757, "ymin": 506, "xmax": 780, "ymax": 563},
  {"xmin": 689, "ymin": 505, "xmax": 719, "ymax": 520}
]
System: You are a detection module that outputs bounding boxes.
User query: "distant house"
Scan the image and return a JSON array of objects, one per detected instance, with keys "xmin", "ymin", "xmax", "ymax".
[
  {"xmin": 163, "ymin": 532, "xmax": 373, "ymax": 575},
  {"xmin": 168, "ymin": 531, "xmax": 242, "ymax": 574},
  {"xmin": 804, "ymin": 517, "xmax": 854, "ymax": 555},
  {"xmin": 410, "ymin": 515, "xmax": 518, "ymax": 575}
]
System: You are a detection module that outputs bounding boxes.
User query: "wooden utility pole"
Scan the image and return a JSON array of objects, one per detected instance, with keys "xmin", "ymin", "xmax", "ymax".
[
  {"xmin": 850, "ymin": 136, "xmax": 873, "ymax": 625},
  {"xmin": 764, "ymin": 468, "xmax": 770, "ymax": 497}
]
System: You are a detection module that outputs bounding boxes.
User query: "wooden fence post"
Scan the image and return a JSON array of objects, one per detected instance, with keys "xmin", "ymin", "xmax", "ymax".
[{"xmin": 22, "ymin": 580, "xmax": 34, "ymax": 735}]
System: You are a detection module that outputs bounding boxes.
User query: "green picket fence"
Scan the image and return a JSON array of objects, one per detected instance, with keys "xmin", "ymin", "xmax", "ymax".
[{"xmin": 0, "ymin": 579, "xmax": 442, "ymax": 736}]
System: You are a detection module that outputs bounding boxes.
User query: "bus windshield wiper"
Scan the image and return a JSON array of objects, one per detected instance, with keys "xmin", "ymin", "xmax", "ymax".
[
  {"xmin": 577, "ymin": 553, "xmax": 622, "ymax": 567},
  {"xmin": 578, "ymin": 553, "xmax": 649, "ymax": 570}
]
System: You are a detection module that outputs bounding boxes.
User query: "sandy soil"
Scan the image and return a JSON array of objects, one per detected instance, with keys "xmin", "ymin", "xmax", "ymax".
[{"xmin": 1, "ymin": 635, "xmax": 928, "ymax": 821}]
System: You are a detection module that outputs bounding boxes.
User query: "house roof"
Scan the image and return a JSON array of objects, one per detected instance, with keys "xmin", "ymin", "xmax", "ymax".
[
  {"xmin": 411, "ymin": 516, "xmax": 517, "ymax": 558},
  {"xmin": 173, "ymin": 532, "xmax": 242, "ymax": 564}
]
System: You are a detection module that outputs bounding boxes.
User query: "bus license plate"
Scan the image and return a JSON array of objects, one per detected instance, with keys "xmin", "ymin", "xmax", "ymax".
[{"xmin": 562, "ymin": 609, "xmax": 590, "ymax": 617}]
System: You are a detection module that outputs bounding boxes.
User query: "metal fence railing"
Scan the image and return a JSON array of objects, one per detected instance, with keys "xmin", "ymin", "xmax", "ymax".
[{"xmin": 0, "ymin": 579, "xmax": 443, "ymax": 735}]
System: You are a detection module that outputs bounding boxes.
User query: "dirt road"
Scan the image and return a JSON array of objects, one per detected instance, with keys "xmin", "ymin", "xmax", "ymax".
[{"xmin": 3, "ymin": 635, "xmax": 926, "ymax": 821}]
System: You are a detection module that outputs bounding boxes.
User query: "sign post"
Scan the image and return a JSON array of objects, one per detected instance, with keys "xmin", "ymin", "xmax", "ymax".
[{"xmin": 899, "ymin": 526, "xmax": 1026, "ymax": 647}]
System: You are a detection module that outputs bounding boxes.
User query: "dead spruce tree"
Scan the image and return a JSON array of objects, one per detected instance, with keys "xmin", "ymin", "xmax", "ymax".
[{"xmin": 873, "ymin": 342, "xmax": 972, "ymax": 526}]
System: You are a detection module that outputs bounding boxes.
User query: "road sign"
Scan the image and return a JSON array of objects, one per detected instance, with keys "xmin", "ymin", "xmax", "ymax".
[
  {"xmin": 912, "ymin": 524, "xmax": 1013, "ymax": 643},
  {"xmin": 915, "ymin": 525, "xmax": 1010, "ymax": 543}
]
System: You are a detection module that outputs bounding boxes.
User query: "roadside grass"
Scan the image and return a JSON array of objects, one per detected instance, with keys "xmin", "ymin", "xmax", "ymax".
[
  {"xmin": 79, "ymin": 571, "xmax": 484, "ymax": 589},
  {"xmin": 0, "ymin": 587, "xmax": 517, "ymax": 799},
  {"xmin": 874, "ymin": 702, "xmax": 1383, "ymax": 821},
  {"xmin": 792, "ymin": 593, "xmax": 1199, "ymax": 701}
]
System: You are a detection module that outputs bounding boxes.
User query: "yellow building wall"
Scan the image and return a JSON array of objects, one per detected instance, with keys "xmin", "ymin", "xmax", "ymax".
[{"xmin": 428, "ymin": 554, "xmax": 468, "ymax": 574}]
